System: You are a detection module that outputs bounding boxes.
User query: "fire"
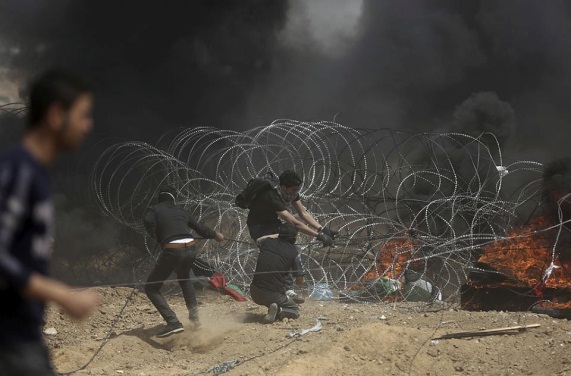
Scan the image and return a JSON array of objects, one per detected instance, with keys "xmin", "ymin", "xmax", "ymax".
[
  {"xmin": 362, "ymin": 237, "xmax": 419, "ymax": 282},
  {"xmin": 477, "ymin": 216, "xmax": 571, "ymax": 308},
  {"xmin": 478, "ymin": 216, "xmax": 570, "ymax": 289}
]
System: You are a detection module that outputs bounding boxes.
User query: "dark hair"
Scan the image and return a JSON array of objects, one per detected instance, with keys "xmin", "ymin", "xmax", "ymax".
[
  {"xmin": 27, "ymin": 69, "xmax": 92, "ymax": 128},
  {"xmin": 158, "ymin": 186, "xmax": 177, "ymax": 203},
  {"xmin": 279, "ymin": 170, "xmax": 302, "ymax": 187},
  {"xmin": 278, "ymin": 223, "xmax": 299, "ymax": 239}
]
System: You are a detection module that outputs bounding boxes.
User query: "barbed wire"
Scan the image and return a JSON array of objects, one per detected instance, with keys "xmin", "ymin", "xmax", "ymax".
[
  {"xmin": 0, "ymin": 102, "xmax": 27, "ymax": 117},
  {"xmin": 90, "ymin": 120, "xmax": 564, "ymax": 304}
]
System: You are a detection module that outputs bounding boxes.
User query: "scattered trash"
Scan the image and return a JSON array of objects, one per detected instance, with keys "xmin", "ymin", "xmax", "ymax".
[
  {"xmin": 403, "ymin": 270, "xmax": 442, "ymax": 302},
  {"xmin": 207, "ymin": 359, "xmax": 241, "ymax": 375},
  {"xmin": 433, "ymin": 324, "xmax": 541, "ymax": 340},
  {"xmin": 116, "ymin": 371, "xmax": 124, "ymax": 374},
  {"xmin": 43, "ymin": 327, "xmax": 57, "ymax": 335},
  {"xmin": 317, "ymin": 316, "xmax": 328, "ymax": 320},
  {"xmin": 379, "ymin": 315, "xmax": 387, "ymax": 320},
  {"xmin": 430, "ymin": 340, "xmax": 439, "ymax": 345},
  {"xmin": 339, "ymin": 277, "xmax": 401, "ymax": 302},
  {"xmin": 309, "ymin": 283, "xmax": 333, "ymax": 301},
  {"xmin": 288, "ymin": 319, "xmax": 323, "ymax": 338}
]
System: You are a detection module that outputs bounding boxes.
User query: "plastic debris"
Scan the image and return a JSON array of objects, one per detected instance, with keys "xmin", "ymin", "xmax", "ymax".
[
  {"xmin": 288, "ymin": 319, "xmax": 323, "ymax": 338},
  {"xmin": 207, "ymin": 359, "xmax": 241, "ymax": 375},
  {"xmin": 309, "ymin": 283, "xmax": 333, "ymax": 301}
]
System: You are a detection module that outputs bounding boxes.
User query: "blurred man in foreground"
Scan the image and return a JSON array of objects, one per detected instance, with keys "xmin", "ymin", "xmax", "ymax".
[
  {"xmin": 250, "ymin": 224, "xmax": 305, "ymax": 323},
  {"xmin": 0, "ymin": 70, "xmax": 101, "ymax": 375}
]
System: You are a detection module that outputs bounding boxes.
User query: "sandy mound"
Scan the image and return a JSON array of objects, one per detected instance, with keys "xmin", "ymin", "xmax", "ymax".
[{"xmin": 44, "ymin": 287, "xmax": 571, "ymax": 375}]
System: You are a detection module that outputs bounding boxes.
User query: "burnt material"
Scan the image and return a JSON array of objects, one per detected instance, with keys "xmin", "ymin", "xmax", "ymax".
[
  {"xmin": 460, "ymin": 263, "xmax": 571, "ymax": 319},
  {"xmin": 462, "ymin": 262, "xmax": 571, "ymax": 317},
  {"xmin": 460, "ymin": 283, "xmax": 570, "ymax": 312}
]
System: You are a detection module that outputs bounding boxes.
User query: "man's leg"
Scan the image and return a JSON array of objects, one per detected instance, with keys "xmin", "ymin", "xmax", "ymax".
[
  {"xmin": 145, "ymin": 250, "xmax": 181, "ymax": 326},
  {"xmin": 285, "ymin": 245, "xmax": 304, "ymax": 303},
  {"xmin": 176, "ymin": 245, "xmax": 201, "ymax": 327},
  {"xmin": 0, "ymin": 341, "xmax": 54, "ymax": 376},
  {"xmin": 276, "ymin": 295, "xmax": 300, "ymax": 320},
  {"xmin": 249, "ymin": 285, "xmax": 299, "ymax": 323}
]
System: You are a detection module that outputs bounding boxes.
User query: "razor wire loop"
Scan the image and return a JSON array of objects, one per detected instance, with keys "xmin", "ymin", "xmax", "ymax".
[{"xmin": 89, "ymin": 119, "xmax": 567, "ymax": 304}]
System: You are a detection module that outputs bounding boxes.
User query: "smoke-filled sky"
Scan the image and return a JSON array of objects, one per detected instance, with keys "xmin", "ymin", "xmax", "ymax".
[{"xmin": 1, "ymin": 0, "xmax": 571, "ymax": 160}]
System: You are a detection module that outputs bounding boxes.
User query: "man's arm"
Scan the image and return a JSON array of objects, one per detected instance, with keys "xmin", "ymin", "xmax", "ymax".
[
  {"xmin": 277, "ymin": 210, "xmax": 319, "ymax": 237},
  {"xmin": 0, "ymin": 161, "xmax": 99, "ymax": 319},
  {"xmin": 24, "ymin": 274, "xmax": 100, "ymax": 321},
  {"xmin": 292, "ymin": 253, "xmax": 305, "ymax": 286},
  {"xmin": 143, "ymin": 207, "xmax": 157, "ymax": 238},
  {"xmin": 187, "ymin": 216, "xmax": 224, "ymax": 242},
  {"xmin": 292, "ymin": 200, "xmax": 322, "ymax": 231},
  {"xmin": 0, "ymin": 162, "xmax": 34, "ymax": 290}
]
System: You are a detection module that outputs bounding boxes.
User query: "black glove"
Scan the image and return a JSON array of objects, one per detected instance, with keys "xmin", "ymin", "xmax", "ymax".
[
  {"xmin": 319, "ymin": 226, "xmax": 338, "ymax": 239},
  {"xmin": 316, "ymin": 232, "xmax": 334, "ymax": 247}
]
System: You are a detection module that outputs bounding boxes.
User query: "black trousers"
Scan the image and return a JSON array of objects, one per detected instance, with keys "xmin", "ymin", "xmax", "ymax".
[
  {"xmin": 145, "ymin": 245, "xmax": 199, "ymax": 325},
  {"xmin": 0, "ymin": 341, "xmax": 53, "ymax": 376},
  {"xmin": 248, "ymin": 224, "xmax": 295, "ymax": 291},
  {"xmin": 249, "ymin": 284, "xmax": 299, "ymax": 320}
]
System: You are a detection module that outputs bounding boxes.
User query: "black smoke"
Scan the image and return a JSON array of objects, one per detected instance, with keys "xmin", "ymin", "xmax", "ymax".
[
  {"xmin": 2, "ymin": 1, "xmax": 571, "ymax": 158},
  {"xmin": 451, "ymin": 92, "xmax": 515, "ymax": 148},
  {"xmin": 3, "ymin": 1, "xmax": 571, "ymax": 278},
  {"xmin": 0, "ymin": 1, "xmax": 289, "ymax": 140}
]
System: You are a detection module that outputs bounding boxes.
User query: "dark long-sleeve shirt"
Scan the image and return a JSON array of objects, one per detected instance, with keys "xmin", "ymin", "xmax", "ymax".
[
  {"xmin": 0, "ymin": 145, "xmax": 53, "ymax": 345},
  {"xmin": 143, "ymin": 201, "xmax": 216, "ymax": 246}
]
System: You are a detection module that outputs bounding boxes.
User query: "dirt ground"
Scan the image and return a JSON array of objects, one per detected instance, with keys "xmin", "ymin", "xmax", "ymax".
[{"xmin": 44, "ymin": 287, "xmax": 571, "ymax": 376}]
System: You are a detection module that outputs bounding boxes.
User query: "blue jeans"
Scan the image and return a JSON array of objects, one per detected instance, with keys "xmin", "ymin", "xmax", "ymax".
[
  {"xmin": 145, "ymin": 245, "xmax": 199, "ymax": 325},
  {"xmin": 0, "ymin": 341, "xmax": 53, "ymax": 376}
]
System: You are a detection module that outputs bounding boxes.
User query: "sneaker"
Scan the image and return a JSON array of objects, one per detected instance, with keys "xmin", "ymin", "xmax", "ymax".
[
  {"xmin": 286, "ymin": 289, "xmax": 305, "ymax": 304},
  {"xmin": 263, "ymin": 303, "xmax": 279, "ymax": 324},
  {"xmin": 157, "ymin": 322, "xmax": 184, "ymax": 338}
]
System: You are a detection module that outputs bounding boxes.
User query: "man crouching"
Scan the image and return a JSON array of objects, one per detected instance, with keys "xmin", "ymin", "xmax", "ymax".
[{"xmin": 250, "ymin": 224, "xmax": 305, "ymax": 323}]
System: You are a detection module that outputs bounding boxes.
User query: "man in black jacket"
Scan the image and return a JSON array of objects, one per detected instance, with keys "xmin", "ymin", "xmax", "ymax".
[
  {"xmin": 144, "ymin": 188, "xmax": 224, "ymax": 337},
  {"xmin": 250, "ymin": 224, "xmax": 305, "ymax": 323},
  {"xmin": 247, "ymin": 170, "xmax": 336, "ymax": 245},
  {"xmin": 246, "ymin": 170, "xmax": 337, "ymax": 303}
]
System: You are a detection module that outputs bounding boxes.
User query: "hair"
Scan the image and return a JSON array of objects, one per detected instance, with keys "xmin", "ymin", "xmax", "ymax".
[
  {"xmin": 279, "ymin": 170, "xmax": 302, "ymax": 187},
  {"xmin": 158, "ymin": 186, "xmax": 177, "ymax": 203},
  {"xmin": 278, "ymin": 223, "xmax": 299, "ymax": 239},
  {"xmin": 27, "ymin": 69, "xmax": 93, "ymax": 129}
]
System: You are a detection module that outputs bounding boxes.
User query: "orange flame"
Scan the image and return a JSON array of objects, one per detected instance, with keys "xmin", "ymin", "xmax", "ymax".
[
  {"xmin": 362, "ymin": 237, "xmax": 420, "ymax": 282},
  {"xmin": 477, "ymin": 216, "xmax": 571, "ymax": 308}
]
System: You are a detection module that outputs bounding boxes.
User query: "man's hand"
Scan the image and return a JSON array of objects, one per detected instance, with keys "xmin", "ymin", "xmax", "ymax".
[
  {"xmin": 214, "ymin": 232, "xmax": 225, "ymax": 242},
  {"xmin": 316, "ymin": 232, "xmax": 334, "ymax": 247},
  {"xmin": 320, "ymin": 226, "xmax": 338, "ymax": 240},
  {"xmin": 24, "ymin": 274, "xmax": 100, "ymax": 321},
  {"xmin": 59, "ymin": 290, "xmax": 101, "ymax": 321}
]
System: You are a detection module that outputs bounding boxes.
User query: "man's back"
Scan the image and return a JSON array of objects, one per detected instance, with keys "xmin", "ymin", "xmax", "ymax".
[
  {"xmin": 251, "ymin": 237, "xmax": 303, "ymax": 294},
  {"xmin": 144, "ymin": 201, "xmax": 216, "ymax": 246},
  {"xmin": 247, "ymin": 188, "xmax": 300, "ymax": 227}
]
